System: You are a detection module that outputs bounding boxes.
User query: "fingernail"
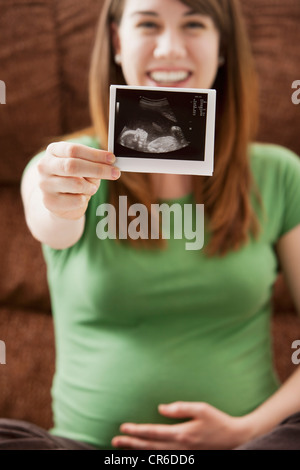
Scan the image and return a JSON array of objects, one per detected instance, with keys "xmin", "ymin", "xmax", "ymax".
[
  {"xmin": 90, "ymin": 185, "xmax": 98, "ymax": 195},
  {"xmin": 112, "ymin": 168, "xmax": 121, "ymax": 180},
  {"xmin": 107, "ymin": 153, "xmax": 116, "ymax": 164},
  {"xmin": 112, "ymin": 438, "xmax": 120, "ymax": 447},
  {"xmin": 120, "ymin": 423, "xmax": 130, "ymax": 431},
  {"xmin": 120, "ymin": 423, "xmax": 134, "ymax": 432}
]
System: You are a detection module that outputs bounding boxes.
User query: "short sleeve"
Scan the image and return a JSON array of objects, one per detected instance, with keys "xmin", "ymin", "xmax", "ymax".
[{"xmin": 279, "ymin": 148, "xmax": 300, "ymax": 237}]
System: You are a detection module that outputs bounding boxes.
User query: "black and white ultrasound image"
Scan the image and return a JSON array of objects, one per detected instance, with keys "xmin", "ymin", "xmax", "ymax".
[{"xmin": 114, "ymin": 88, "xmax": 208, "ymax": 161}]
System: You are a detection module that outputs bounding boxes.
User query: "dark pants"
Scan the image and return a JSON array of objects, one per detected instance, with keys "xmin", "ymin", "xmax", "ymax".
[
  {"xmin": 0, "ymin": 413, "xmax": 300, "ymax": 450},
  {"xmin": 235, "ymin": 411, "xmax": 300, "ymax": 450},
  {"xmin": 0, "ymin": 419, "xmax": 97, "ymax": 450}
]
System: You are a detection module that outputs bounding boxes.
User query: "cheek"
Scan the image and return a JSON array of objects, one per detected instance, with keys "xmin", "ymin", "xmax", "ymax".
[
  {"xmin": 193, "ymin": 40, "xmax": 219, "ymax": 71},
  {"xmin": 121, "ymin": 41, "xmax": 152, "ymax": 76},
  {"xmin": 120, "ymin": 29, "xmax": 151, "ymax": 56}
]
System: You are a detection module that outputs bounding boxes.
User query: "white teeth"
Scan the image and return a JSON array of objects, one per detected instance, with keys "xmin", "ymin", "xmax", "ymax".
[{"xmin": 149, "ymin": 71, "xmax": 189, "ymax": 83}]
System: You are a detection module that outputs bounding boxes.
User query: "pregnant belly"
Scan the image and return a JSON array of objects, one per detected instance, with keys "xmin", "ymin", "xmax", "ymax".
[
  {"xmin": 51, "ymin": 334, "xmax": 278, "ymax": 449},
  {"xmin": 52, "ymin": 348, "xmax": 203, "ymax": 448}
]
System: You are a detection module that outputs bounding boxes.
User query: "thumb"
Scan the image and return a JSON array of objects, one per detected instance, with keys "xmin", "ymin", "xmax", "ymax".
[{"xmin": 158, "ymin": 402, "xmax": 207, "ymax": 419}]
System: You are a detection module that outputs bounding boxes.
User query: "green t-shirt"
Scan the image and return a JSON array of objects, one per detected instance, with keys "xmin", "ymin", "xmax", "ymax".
[{"xmin": 24, "ymin": 137, "xmax": 300, "ymax": 449}]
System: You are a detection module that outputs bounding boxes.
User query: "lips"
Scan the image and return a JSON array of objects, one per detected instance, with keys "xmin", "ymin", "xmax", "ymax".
[{"xmin": 147, "ymin": 70, "xmax": 192, "ymax": 85}]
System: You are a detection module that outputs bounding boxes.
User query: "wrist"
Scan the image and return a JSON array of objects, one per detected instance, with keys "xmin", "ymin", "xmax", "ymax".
[
  {"xmin": 231, "ymin": 413, "xmax": 263, "ymax": 448},
  {"xmin": 235, "ymin": 408, "xmax": 281, "ymax": 447}
]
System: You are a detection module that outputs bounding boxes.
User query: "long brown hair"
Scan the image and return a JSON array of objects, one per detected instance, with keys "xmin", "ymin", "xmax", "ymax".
[{"xmin": 89, "ymin": 0, "xmax": 260, "ymax": 255}]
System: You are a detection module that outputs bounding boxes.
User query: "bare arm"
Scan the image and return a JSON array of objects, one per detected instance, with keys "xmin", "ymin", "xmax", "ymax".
[
  {"xmin": 21, "ymin": 141, "xmax": 120, "ymax": 250},
  {"xmin": 244, "ymin": 224, "xmax": 300, "ymax": 438},
  {"xmin": 21, "ymin": 162, "xmax": 86, "ymax": 250}
]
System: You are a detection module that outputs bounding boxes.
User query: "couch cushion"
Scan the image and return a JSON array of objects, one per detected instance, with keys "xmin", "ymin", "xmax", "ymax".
[
  {"xmin": 0, "ymin": 1, "xmax": 61, "ymax": 184},
  {"xmin": 0, "ymin": 186, "xmax": 51, "ymax": 311},
  {"xmin": 55, "ymin": 0, "xmax": 101, "ymax": 131},
  {"xmin": 0, "ymin": 0, "xmax": 101, "ymax": 184},
  {"xmin": 241, "ymin": 0, "xmax": 300, "ymax": 156},
  {"xmin": 0, "ymin": 307, "xmax": 55, "ymax": 430}
]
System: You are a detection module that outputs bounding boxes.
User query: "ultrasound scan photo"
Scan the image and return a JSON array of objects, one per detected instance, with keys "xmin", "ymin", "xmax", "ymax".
[{"xmin": 113, "ymin": 87, "xmax": 209, "ymax": 162}]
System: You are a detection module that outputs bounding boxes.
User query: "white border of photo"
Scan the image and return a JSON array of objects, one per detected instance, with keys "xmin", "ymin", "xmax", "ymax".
[{"xmin": 108, "ymin": 85, "xmax": 216, "ymax": 176}]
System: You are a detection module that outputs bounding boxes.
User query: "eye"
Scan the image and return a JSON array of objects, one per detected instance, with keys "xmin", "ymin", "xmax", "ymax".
[
  {"xmin": 184, "ymin": 21, "xmax": 206, "ymax": 29},
  {"xmin": 137, "ymin": 21, "xmax": 159, "ymax": 30}
]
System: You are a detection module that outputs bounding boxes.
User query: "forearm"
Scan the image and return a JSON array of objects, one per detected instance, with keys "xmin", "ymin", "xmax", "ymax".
[
  {"xmin": 245, "ymin": 366, "xmax": 300, "ymax": 440},
  {"xmin": 21, "ymin": 165, "xmax": 85, "ymax": 250},
  {"xmin": 244, "ymin": 225, "xmax": 300, "ymax": 442}
]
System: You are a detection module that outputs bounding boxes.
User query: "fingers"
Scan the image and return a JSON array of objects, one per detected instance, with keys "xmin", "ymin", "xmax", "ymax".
[
  {"xmin": 85, "ymin": 177, "xmax": 102, "ymax": 186},
  {"xmin": 39, "ymin": 176, "xmax": 99, "ymax": 196},
  {"xmin": 38, "ymin": 142, "xmax": 121, "ymax": 181},
  {"xmin": 48, "ymin": 141, "xmax": 115, "ymax": 164},
  {"xmin": 118, "ymin": 422, "xmax": 179, "ymax": 442},
  {"xmin": 158, "ymin": 402, "xmax": 209, "ymax": 419},
  {"xmin": 39, "ymin": 153, "xmax": 120, "ymax": 181},
  {"xmin": 111, "ymin": 435, "xmax": 181, "ymax": 451}
]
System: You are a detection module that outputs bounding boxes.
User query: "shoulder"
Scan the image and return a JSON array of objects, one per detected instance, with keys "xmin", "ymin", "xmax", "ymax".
[
  {"xmin": 249, "ymin": 143, "xmax": 300, "ymax": 239},
  {"xmin": 249, "ymin": 142, "xmax": 300, "ymax": 195},
  {"xmin": 250, "ymin": 142, "xmax": 300, "ymax": 177}
]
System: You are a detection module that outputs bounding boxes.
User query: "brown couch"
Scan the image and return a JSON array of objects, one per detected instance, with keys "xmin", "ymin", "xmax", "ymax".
[{"xmin": 0, "ymin": 0, "xmax": 300, "ymax": 432}]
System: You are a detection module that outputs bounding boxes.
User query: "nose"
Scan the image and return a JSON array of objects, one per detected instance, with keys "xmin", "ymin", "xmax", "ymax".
[{"xmin": 153, "ymin": 28, "xmax": 187, "ymax": 60}]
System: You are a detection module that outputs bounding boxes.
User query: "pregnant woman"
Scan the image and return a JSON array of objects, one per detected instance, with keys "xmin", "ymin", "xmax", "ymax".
[{"xmin": 1, "ymin": 0, "xmax": 299, "ymax": 450}]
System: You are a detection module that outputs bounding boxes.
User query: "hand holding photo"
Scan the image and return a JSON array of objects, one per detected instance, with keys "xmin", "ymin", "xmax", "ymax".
[{"xmin": 108, "ymin": 85, "xmax": 216, "ymax": 176}]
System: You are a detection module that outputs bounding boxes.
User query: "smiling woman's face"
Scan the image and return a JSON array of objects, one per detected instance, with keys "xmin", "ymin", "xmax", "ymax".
[{"xmin": 112, "ymin": 0, "xmax": 221, "ymax": 89}]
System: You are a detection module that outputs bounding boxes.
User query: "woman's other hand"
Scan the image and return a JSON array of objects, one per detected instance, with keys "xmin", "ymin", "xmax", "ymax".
[{"xmin": 112, "ymin": 402, "xmax": 255, "ymax": 450}]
